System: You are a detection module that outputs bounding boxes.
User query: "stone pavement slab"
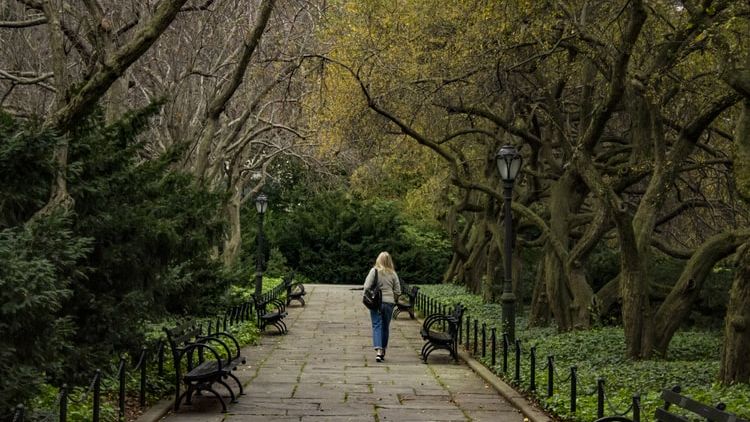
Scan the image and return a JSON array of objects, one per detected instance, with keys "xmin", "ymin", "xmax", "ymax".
[{"xmin": 160, "ymin": 284, "xmax": 527, "ymax": 422}]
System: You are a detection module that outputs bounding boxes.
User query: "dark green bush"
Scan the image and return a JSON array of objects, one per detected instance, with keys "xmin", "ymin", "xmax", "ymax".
[
  {"xmin": 0, "ymin": 214, "xmax": 89, "ymax": 414},
  {"xmin": 248, "ymin": 189, "xmax": 450, "ymax": 285},
  {"xmin": 58, "ymin": 107, "xmax": 227, "ymax": 378},
  {"xmin": 0, "ymin": 108, "xmax": 227, "ymax": 414}
]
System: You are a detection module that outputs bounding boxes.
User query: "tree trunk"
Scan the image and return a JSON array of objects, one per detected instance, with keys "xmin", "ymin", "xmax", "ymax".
[
  {"xmin": 720, "ymin": 74, "xmax": 750, "ymax": 384},
  {"xmin": 544, "ymin": 172, "xmax": 576, "ymax": 331},
  {"xmin": 719, "ymin": 243, "xmax": 750, "ymax": 384},
  {"xmin": 733, "ymin": 98, "xmax": 750, "ymax": 201},
  {"xmin": 223, "ymin": 192, "xmax": 242, "ymax": 267},
  {"xmin": 529, "ymin": 259, "xmax": 550, "ymax": 326},
  {"xmin": 544, "ymin": 245, "xmax": 573, "ymax": 331},
  {"xmin": 483, "ymin": 232, "xmax": 501, "ymax": 301},
  {"xmin": 443, "ymin": 253, "xmax": 460, "ymax": 284},
  {"xmin": 617, "ymin": 210, "xmax": 654, "ymax": 359},
  {"xmin": 566, "ymin": 264, "xmax": 592, "ymax": 330},
  {"xmin": 36, "ymin": 0, "xmax": 73, "ymax": 216},
  {"xmin": 193, "ymin": 0, "xmax": 276, "ymax": 180},
  {"xmin": 653, "ymin": 230, "xmax": 750, "ymax": 355},
  {"xmin": 594, "ymin": 275, "xmax": 621, "ymax": 320},
  {"xmin": 462, "ymin": 221, "xmax": 490, "ymax": 294},
  {"xmin": 511, "ymin": 241, "xmax": 523, "ymax": 312}
]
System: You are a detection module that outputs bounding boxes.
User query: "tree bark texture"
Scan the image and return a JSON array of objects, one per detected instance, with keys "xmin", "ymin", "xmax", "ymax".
[
  {"xmin": 719, "ymin": 243, "xmax": 750, "ymax": 384},
  {"xmin": 653, "ymin": 230, "xmax": 750, "ymax": 355},
  {"xmin": 223, "ymin": 192, "xmax": 242, "ymax": 267}
]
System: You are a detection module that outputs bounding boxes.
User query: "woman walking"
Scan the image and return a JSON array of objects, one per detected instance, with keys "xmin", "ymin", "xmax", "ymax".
[{"xmin": 364, "ymin": 251, "xmax": 401, "ymax": 362}]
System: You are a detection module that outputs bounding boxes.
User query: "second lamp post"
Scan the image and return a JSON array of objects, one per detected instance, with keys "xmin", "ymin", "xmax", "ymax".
[
  {"xmin": 496, "ymin": 145, "xmax": 523, "ymax": 344},
  {"xmin": 254, "ymin": 193, "xmax": 268, "ymax": 300}
]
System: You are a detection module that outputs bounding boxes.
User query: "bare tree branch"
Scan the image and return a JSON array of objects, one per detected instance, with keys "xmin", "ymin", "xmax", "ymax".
[
  {"xmin": 0, "ymin": 16, "xmax": 47, "ymax": 28},
  {"xmin": 0, "ymin": 70, "xmax": 54, "ymax": 85},
  {"xmin": 46, "ymin": 0, "xmax": 190, "ymax": 129}
]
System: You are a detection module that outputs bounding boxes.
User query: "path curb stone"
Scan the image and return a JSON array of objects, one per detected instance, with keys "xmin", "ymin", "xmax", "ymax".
[{"xmin": 457, "ymin": 350, "xmax": 554, "ymax": 422}]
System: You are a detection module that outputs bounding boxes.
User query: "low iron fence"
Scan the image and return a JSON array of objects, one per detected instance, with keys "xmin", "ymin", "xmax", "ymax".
[
  {"xmin": 415, "ymin": 290, "xmax": 641, "ymax": 421},
  {"xmin": 8, "ymin": 284, "xmax": 287, "ymax": 422}
]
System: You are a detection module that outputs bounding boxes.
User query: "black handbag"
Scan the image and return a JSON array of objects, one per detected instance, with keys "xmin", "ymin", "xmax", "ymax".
[{"xmin": 362, "ymin": 269, "xmax": 382, "ymax": 311}]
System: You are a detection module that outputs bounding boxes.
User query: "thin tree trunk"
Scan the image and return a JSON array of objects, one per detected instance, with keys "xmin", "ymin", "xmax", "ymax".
[
  {"xmin": 37, "ymin": 0, "xmax": 73, "ymax": 215},
  {"xmin": 544, "ymin": 246, "xmax": 572, "ymax": 331},
  {"xmin": 529, "ymin": 259, "xmax": 550, "ymax": 326},
  {"xmin": 223, "ymin": 192, "xmax": 242, "ymax": 267}
]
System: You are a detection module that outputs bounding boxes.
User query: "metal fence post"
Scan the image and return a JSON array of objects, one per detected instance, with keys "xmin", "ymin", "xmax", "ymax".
[
  {"xmin": 530, "ymin": 346, "xmax": 536, "ymax": 391},
  {"xmin": 481, "ymin": 323, "xmax": 486, "ymax": 357},
  {"xmin": 473, "ymin": 319, "xmax": 478, "ymax": 355},
  {"xmin": 502, "ymin": 333, "xmax": 509, "ymax": 373},
  {"xmin": 633, "ymin": 394, "xmax": 641, "ymax": 422},
  {"xmin": 597, "ymin": 378, "xmax": 604, "ymax": 418},
  {"xmin": 514, "ymin": 339, "xmax": 521, "ymax": 384},
  {"xmin": 547, "ymin": 355, "xmax": 554, "ymax": 397},
  {"xmin": 465, "ymin": 316, "xmax": 471, "ymax": 349},
  {"xmin": 140, "ymin": 347, "xmax": 148, "ymax": 407},
  {"xmin": 491, "ymin": 328, "xmax": 496, "ymax": 367},
  {"xmin": 93, "ymin": 370, "xmax": 101, "ymax": 422},
  {"xmin": 60, "ymin": 384, "xmax": 68, "ymax": 422},
  {"xmin": 570, "ymin": 366, "xmax": 577, "ymax": 413},
  {"xmin": 119, "ymin": 355, "xmax": 126, "ymax": 421}
]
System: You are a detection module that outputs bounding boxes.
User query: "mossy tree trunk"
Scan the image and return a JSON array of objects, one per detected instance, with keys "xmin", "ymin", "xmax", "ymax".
[
  {"xmin": 719, "ymin": 243, "xmax": 750, "ymax": 384},
  {"xmin": 653, "ymin": 230, "xmax": 750, "ymax": 356},
  {"xmin": 721, "ymin": 70, "xmax": 750, "ymax": 382}
]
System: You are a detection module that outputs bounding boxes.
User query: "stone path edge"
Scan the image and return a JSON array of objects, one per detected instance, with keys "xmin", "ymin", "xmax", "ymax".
[
  {"xmin": 411, "ymin": 312, "xmax": 556, "ymax": 422},
  {"xmin": 457, "ymin": 349, "xmax": 555, "ymax": 422}
]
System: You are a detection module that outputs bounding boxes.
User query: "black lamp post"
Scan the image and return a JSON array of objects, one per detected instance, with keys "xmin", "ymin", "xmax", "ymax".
[
  {"xmin": 254, "ymin": 193, "xmax": 268, "ymax": 300},
  {"xmin": 496, "ymin": 145, "xmax": 523, "ymax": 343}
]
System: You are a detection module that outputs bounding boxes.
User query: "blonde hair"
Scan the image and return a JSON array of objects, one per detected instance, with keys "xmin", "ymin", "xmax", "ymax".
[{"xmin": 374, "ymin": 251, "xmax": 395, "ymax": 274}]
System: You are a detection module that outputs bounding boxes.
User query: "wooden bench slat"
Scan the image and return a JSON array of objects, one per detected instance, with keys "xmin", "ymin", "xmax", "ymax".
[
  {"xmin": 660, "ymin": 389, "xmax": 742, "ymax": 422},
  {"xmin": 655, "ymin": 408, "xmax": 690, "ymax": 422}
]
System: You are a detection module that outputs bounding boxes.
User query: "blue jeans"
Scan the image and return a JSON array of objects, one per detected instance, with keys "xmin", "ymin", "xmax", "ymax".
[{"xmin": 370, "ymin": 302, "xmax": 395, "ymax": 350}]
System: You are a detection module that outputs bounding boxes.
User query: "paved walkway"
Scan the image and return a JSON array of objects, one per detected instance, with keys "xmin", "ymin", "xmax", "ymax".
[{"xmin": 163, "ymin": 284, "xmax": 527, "ymax": 421}]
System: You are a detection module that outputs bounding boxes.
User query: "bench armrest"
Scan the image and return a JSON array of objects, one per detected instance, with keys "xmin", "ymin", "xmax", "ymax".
[
  {"xmin": 269, "ymin": 298, "xmax": 287, "ymax": 313},
  {"xmin": 423, "ymin": 314, "xmax": 459, "ymax": 332},
  {"xmin": 289, "ymin": 281, "xmax": 305, "ymax": 290},
  {"xmin": 181, "ymin": 343, "xmax": 224, "ymax": 372},
  {"xmin": 199, "ymin": 333, "xmax": 240, "ymax": 361}
]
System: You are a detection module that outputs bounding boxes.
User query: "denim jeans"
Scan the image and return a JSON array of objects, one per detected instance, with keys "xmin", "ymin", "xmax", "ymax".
[{"xmin": 370, "ymin": 302, "xmax": 395, "ymax": 350}]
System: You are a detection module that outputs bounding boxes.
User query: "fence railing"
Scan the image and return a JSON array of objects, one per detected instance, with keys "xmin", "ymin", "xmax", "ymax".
[
  {"xmin": 415, "ymin": 290, "xmax": 642, "ymax": 421},
  {"xmin": 9, "ymin": 283, "xmax": 288, "ymax": 422}
]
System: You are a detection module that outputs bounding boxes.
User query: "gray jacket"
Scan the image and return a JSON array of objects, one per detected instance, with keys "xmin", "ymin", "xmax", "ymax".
[{"xmin": 363, "ymin": 267, "xmax": 401, "ymax": 304}]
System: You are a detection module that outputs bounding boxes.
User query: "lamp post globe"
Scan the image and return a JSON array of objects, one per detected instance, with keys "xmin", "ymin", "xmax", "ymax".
[
  {"xmin": 255, "ymin": 193, "xmax": 268, "ymax": 213},
  {"xmin": 496, "ymin": 145, "xmax": 523, "ymax": 182},
  {"xmin": 254, "ymin": 193, "xmax": 268, "ymax": 300},
  {"xmin": 495, "ymin": 145, "xmax": 522, "ymax": 343}
]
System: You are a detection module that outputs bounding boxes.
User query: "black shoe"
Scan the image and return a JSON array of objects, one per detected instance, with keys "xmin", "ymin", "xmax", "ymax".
[{"xmin": 375, "ymin": 355, "xmax": 383, "ymax": 362}]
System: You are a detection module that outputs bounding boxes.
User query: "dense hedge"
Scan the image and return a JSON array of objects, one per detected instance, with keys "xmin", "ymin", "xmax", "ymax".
[
  {"xmin": 0, "ymin": 110, "xmax": 227, "ymax": 414},
  {"xmin": 240, "ymin": 189, "xmax": 451, "ymax": 285}
]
